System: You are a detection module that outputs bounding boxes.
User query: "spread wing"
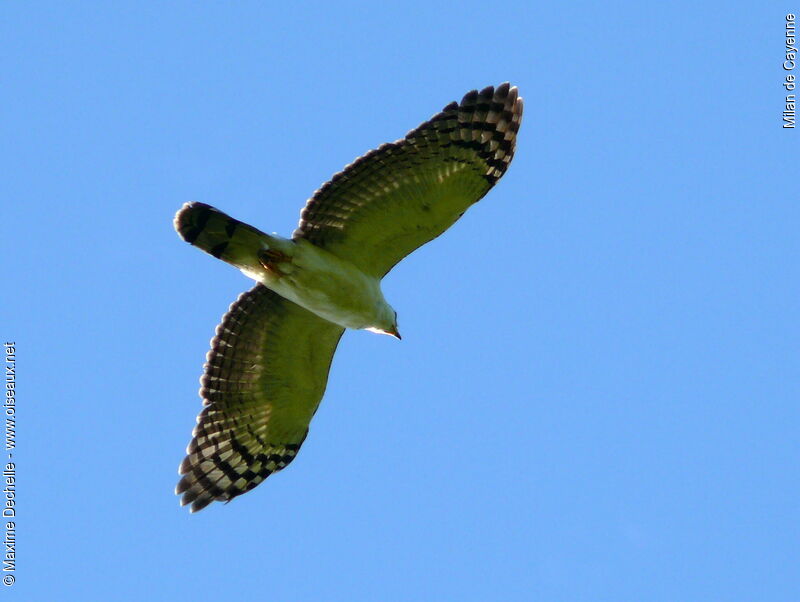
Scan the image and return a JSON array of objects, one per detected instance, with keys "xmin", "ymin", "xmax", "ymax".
[
  {"xmin": 176, "ymin": 284, "xmax": 344, "ymax": 512},
  {"xmin": 293, "ymin": 83, "xmax": 523, "ymax": 278}
]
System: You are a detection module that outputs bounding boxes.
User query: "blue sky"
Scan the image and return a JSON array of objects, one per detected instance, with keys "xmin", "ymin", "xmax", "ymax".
[{"xmin": 2, "ymin": 2, "xmax": 797, "ymax": 600}]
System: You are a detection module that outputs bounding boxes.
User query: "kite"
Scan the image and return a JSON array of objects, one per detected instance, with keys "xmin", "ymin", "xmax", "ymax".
[{"xmin": 174, "ymin": 83, "xmax": 523, "ymax": 511}]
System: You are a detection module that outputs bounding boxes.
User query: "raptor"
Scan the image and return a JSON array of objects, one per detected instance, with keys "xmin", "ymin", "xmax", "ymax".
[{"xmin": 174, "ymin": 83, "xmax": 523, "ymax": 512}]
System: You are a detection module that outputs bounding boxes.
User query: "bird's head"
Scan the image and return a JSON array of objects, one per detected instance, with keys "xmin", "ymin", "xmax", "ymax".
[{"xmin": 366, "ymin": 305, "xmax": 401, "ymax": 340}]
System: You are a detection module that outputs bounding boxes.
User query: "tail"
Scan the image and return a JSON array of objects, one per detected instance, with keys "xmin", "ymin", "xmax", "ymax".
[{"xmin": 174, "ymin": 202, "xmax": 273, "ymax": 274}]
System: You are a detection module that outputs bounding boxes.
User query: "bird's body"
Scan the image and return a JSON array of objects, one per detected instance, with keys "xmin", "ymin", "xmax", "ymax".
[
  {"xmin": 174, "ymin": 83, "xmax": 523, "ymax": 511},
  {"xmin": 268, "ymin": 237, "xmax": 395, "ymax": 333},
  {"xmin": 175, "ymin": 204, "xmax": 397, "ymax": 333}
]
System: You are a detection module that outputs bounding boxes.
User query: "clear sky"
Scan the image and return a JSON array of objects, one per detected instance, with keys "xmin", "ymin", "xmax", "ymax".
[{"xmin": 2, "ymin": 2, "xmax": 797, "ymax": 600}]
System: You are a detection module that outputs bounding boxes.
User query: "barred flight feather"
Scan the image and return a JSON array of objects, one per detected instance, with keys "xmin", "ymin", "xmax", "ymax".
[
  {"xmin": 293, "ymin": 83, "xmax": 522, "ymax": 277},
  {"xmin": 176, "ymin": 285, "xmax": 343, "ymax": 512}
]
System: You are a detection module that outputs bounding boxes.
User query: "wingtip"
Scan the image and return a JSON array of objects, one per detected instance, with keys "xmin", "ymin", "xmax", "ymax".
[
  {"xmin": 190, "ymin": 496, "xmax": 214, "ymax": 513},
  {"xmin": 458, "ymin": 83, "xmax": 521, "ymax": 109},
  {"xmin": 175, "ymin": 478, "xmax": 214, "ymax": 513},
  {"xmin": 461, "ymin": 89, "xmax": 479, "ymax": 105}
]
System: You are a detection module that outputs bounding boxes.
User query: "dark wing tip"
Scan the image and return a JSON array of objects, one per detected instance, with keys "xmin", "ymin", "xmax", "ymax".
[
  {"xmin": 176, "ymin": 483, "xmax": 216, "ymax": 513},
  {"xmin": 461, "ymin": 89, "xmax": 479, "ymax": 105},
  {"xmin": 175, "ymin": 470, "xmax": 216, "ymax": 513},
  {"xmin": 175, "ymin": 456, "xmax": 231, "ymax": 513},
  {"xmin": 452, "ymin": 83, "xmax": 524, "ymax": 185}
]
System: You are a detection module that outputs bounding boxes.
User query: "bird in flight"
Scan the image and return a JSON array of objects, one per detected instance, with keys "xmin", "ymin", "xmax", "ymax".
[{"xmin": 174, "ymin": 83, "xmax": 523, "ymax": 512}]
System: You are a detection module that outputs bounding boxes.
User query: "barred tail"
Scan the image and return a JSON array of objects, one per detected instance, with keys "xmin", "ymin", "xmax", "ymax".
[{"xmin": 174, "ymin": 202, "xmax": 272, "ymax": 273}]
